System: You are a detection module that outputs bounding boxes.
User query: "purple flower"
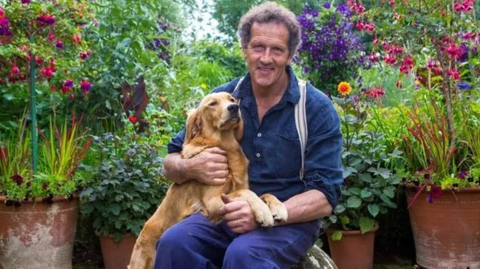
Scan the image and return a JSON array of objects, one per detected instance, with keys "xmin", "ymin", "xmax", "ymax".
[
  {"xmin": 21, "ymin": 0, "xmax": 31, "ymax": 4},
  {"xmin": 63, "ymin": 79, "xmax": 74, "ymax": 88},
  {"xmin": 312, "ymin": 10, "xmax": 319, "ymax": 17},
  {"xmin": 80, "ymin": 80, "xmax": 92, "ymax": 93},
  {"xmin": 458, "ymin": 171, "xmax": 468, "ymax": 179},
  {"xmin": 336, "ymin": 4, "xmax": 351, "ymax": 16},
  {"xmin": 37, "ymin": 15, "xmax": 56, "ymax": 26},
  {"xmin": 55, "ymin": 40, "xmax": 63, "ymax": 48},
  {"xmin": 324, "ymin": 2, "xmax": 331, "ymax": 9},
  {"xmin": 458, "ymin": 81, "xmax": 471, "ymax": 90}
]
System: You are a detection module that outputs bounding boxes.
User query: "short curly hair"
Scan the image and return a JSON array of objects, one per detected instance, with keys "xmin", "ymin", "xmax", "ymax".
[{"xmin": 238, "ymin": 2, "xmax": 301, "ymax": 57}]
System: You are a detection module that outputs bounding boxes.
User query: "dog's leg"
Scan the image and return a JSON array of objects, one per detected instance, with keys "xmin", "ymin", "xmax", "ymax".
[
  {"xmin": 226, "ymin": 189, "xmax": 275, "ymax": 227},
  {"xmin": 260, "ymin": 193, "xmax": 288, "ymax": 224},
  {"xmin": 128, "ymin": 185, "xmax": 195, "ymax": 269}
]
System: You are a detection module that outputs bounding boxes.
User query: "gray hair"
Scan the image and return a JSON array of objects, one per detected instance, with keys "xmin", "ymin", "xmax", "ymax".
[{"xmin": 238, "ymin": 1, "xmax": 301, "ymax": 57}]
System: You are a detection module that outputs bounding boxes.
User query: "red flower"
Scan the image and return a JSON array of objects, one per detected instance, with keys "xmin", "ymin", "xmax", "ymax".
[
  {"xmin": 369, "ymin": 53, "xmax": 379, "ymax": 63},
  {"xmin": 396, "ymin": 80, "xmax": 402, "ymax": 88},
  {"xmin": 129, "ymin": 116, "xmax": 137, "ymax": 124},
  {"xmin": 430, "ymin": 186, "xmax": 443, "ymax": 199},
  {"xmin": 355, "ymin": 22, "xmax": 365, "ymax": 31},
  {"xmin": 0, "ymin": 8, "xmax": 4, "ymax": 17},
  {"xmin": 70, "ymin": 93, "xmax": 75, "ymax": 101},
  {"xmin": 11, "ymin": 174, "xmax": 24, "ymax": 185},
  {"xmin": 48, "ymin": 32, "xmax": 55, "ymax": 41}
]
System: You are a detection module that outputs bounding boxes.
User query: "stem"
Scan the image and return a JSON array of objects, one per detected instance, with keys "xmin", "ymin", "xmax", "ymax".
[{"xmin": 29, "ymin": 36, "xmax": 38, "ymax": 175}]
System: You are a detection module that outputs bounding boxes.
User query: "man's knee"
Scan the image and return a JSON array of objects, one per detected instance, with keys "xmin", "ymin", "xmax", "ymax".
[
  {"xmin": 223, "ymin": 239, "xmax": 279, "ymax": 269},
  {"xmin": 156, "ymin": 225, "xmax": 188, "ymax": 252}
]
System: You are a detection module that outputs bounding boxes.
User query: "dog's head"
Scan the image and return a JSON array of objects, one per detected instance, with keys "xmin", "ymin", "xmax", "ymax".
[{"xmin": 185, "ymin": 92, "xmax": 243, "ymax": 144}]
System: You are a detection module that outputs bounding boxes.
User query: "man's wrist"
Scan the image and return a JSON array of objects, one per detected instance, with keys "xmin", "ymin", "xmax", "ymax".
[{"xmin": 175, "ymin": 158, "xmax": 187, "ymax": 177}]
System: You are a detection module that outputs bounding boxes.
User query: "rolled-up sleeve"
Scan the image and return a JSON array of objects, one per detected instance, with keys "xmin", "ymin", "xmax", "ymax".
[
  {"xmin": 167, "ymin": 129, "xmax": 185, "ymax": 154},
  {"xmin": 303, "ymin": 97, "xmax": 343, "ymax": 209}
]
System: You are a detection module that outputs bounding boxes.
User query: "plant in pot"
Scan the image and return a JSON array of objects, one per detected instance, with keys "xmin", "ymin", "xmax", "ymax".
[
  {"xmin": 354, "ymin": 0, "xmax": 480, "ymax": 267},
  {"xmin": 0, "ymin": 115, "xmax": 92, "ymax": 269},
  {"xmin": 80, "ymin": 115, "xmax": 169, "ymax": 269},
  {"xmin": 325, "ymin": 86, "xmax": 403, "ymax": 269}
]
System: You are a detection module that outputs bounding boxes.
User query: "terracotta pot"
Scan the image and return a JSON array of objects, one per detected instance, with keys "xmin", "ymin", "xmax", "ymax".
[
  {"xmin": 327, "ymin": 223, "xmax": 379, "ymax": 269},
  {"xmin": 0, "ymin": 195, "xmax": 79, "ymax": 269},
  {"xmin": 406, "ymin": 187, "xmax": 480, "ymax": 269},
  {"xmin": 99, "ymin": 234, "xmax": 137, "ymax": 269}
]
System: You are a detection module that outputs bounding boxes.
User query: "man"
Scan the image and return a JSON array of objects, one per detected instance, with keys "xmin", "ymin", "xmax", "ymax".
[{"xmin": 155, "ymin": 2, "xmax": 343, "ymax": 268}]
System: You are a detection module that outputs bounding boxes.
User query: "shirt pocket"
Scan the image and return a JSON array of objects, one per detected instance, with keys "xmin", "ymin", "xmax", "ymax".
[{"xmin": 273, "ymin": 133, "xmax": 302, "ymax": 178}]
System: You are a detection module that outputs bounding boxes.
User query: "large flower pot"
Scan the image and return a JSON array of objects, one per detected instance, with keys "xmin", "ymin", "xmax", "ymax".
[
  {"xmin": 406, "ymin": 187, "xmax": 480, "ymax": 269},
  {"xmin": 327, "ymin": 223, "xmax": 379, "ymax": 269},
  {"xmin": 0, "ymin": 195, "xmax": 79, "ymax": 269},
  {"xmin": 99, "ymin": 234, "xmax": 137, "ymax": 269}
]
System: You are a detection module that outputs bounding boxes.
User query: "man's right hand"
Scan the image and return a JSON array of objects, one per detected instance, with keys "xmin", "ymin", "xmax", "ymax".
[{"xmin": 184, "ymin": 147, "xmax": 229, "ymax": 185}]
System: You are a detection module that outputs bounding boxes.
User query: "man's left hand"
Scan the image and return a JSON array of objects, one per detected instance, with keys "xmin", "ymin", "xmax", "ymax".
[{"xmin": 219, "ymin": 194, "xmax": 258, "ymax": 234}]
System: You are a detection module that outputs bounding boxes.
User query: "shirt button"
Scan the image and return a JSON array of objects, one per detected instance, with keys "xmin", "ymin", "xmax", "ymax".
[
  {"xmin": 257, "ymin": 133, "xmax": 262, "ymax": 137},
  {"xmin": 256, "ymin": 153, "xmax": 261, "ymax": 158}
]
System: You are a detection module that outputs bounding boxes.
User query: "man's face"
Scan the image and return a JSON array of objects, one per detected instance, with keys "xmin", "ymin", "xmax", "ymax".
[{"xmin": 243, "ymin": 22, "xmax": 292, "ymax": 90}]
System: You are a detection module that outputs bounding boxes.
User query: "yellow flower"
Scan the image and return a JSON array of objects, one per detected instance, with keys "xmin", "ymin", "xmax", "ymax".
[
  {"xmin": 337, "ymin": 82, "xmax": 352, "ymax": 96},
  {"xmin": 200, "ymin": 83, "xmax": 207, "ymax": 89}
]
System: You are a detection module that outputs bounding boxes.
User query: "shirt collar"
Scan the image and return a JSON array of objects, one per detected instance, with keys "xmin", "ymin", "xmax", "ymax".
[{"xmin": 233, "ymin": 66, "xmax": 300, "ymax": 105}]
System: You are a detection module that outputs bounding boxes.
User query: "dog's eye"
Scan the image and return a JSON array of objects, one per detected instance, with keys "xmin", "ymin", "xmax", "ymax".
[
  {"xmin": 209, "ymin": 101, "xmax": 218, "ymax": 106},
  {"xmin": 230, "ymin": 97, "xmax": 235, "ymax": 102}
]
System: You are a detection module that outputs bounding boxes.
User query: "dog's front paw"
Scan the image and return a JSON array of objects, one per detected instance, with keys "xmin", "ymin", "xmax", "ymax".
[
  {"xmin": 253, "ymin": 202, "xmax": 275, "ymax": 227},
  {"xmin": 270, "ymin": 202, "xmax": 288, "ymax": 224}
]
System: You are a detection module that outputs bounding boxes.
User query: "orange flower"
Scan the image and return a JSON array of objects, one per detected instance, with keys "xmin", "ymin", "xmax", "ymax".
[{"xmin": 337, "ymin": 82, "xmax": 352, "ymax": 96}]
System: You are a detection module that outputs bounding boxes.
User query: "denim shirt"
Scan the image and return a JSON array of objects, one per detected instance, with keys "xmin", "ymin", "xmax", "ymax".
[{"xmin": 167, "ymin": 67, "xmax": 344, "ymax": 208}]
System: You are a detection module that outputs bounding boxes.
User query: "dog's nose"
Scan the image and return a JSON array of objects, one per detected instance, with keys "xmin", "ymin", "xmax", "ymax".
[{"xmin": 227, "ymin": 104, "xmax": 239, "ymax": 113}]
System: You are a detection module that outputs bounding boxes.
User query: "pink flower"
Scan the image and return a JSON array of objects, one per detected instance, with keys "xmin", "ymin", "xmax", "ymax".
[
  {"xmin": 11, "ymin": 65, "xmax": 19, "ymax": 74},
  {"xmin": 48, "ymin": 32, "xmax": 55, "ymax": 41},
  {"xmin": 364, "ymin": 23, "xmax": 375, "ymax": 33},
  {"xmin": 355, "ymin": 22, "xmax": 365, "ymax": 31},
  {"xmin": 72, "ymin": 35, "xmax": 81, "ymax": 44},
  {"xmin": 447, "ymin": 69, "xmax": 461, "ymax": 80},
  {"xmin": 369, "ymin": 53, "xmax": 379, "ymax": 63}
]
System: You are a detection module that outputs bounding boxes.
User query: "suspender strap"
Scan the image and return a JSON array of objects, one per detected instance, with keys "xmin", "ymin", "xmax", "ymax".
[
  {"xmin": 233, "ymin": 77, "xmax": 308, "ymax": 182},
  {"xmin": 295, "ymin": 79, "xmax": 308, "ymax": 181}
]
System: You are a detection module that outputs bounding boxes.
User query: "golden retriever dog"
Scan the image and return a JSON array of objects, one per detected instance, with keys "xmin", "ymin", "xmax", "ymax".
[{"xmin": 128, "ymin": 92, "xmax": 288, "ymax": 269}]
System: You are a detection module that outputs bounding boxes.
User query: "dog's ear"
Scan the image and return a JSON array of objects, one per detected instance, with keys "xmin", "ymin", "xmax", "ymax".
[
  {"xmin": 234, "ymin": 117, "xmax": 244, "ymax": 142},
  {"xmin": 184, "ymin": 109, "xmax": 203, "ymax": 145}
]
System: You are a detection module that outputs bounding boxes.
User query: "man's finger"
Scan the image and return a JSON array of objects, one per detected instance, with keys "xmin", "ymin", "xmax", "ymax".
[
  {"xmin": 206, "ymin": 147, "xmax": 226, "ymax": 155},
  {"xmin": 221, "ymin": 194, "xmax": 233, "ymax": 204},
  {"xmin": 210, "ymin": 178, "xmax": 227, "ymax": 185}
]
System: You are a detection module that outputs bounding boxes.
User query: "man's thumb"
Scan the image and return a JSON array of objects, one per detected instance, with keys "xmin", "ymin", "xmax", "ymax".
[{"xmin": 221, "ymin": 194, "xmax": 233, "ymax": 204}]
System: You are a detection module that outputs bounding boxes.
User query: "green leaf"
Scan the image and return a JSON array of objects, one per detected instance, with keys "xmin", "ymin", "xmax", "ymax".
[
  {"xmin": 331, "ymin": 231, "xmax": 343, "ymax": 241},
  {"xmin": 359, "ymin": 217, "xmax": 375, "ymax": 234},
  {"xmin": 383, "ymin": 186, "xmax": 396, "ymax": 198},
  {"xmin": 360, "ymin": 189, "xmax": 373, "ymax": 199},
  {"xmin": 367, "ymin": 204, "xmax": 380, "ymax": 218},
  {"xmin": 380, "ymin": 194, "xmax": 397, "ymax": 208},
  {"xmin": 111, "ymin": 204, "xmax": 121, "ymax": 216},
  {"xmin": 347, "ymin": 195, "xmax": 362, "ymax": 208},
  {"xmin": 116, "ymin": 38, "xmax": 132, "ymax": 50}
]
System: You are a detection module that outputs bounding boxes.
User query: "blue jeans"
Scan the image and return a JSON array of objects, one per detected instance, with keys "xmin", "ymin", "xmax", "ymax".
[{"xmin": 154, "ymin": 213, "xmax": 321, "ymax": 269}]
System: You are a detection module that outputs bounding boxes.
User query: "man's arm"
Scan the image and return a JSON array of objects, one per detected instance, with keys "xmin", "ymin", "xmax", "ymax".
[
  {"xmin": 163, "ymin": 148, "xmax": 230, "ymax": 185},
  {"xmin": 282, "ymin": 189, "xmax": 332, "ymax": 224}
]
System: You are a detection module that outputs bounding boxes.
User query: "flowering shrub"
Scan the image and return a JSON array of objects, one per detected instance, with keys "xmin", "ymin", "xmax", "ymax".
[
  {"xmin": 352, "ymin": 0, "xmax": 480, "ymax": 194},
  {"xmin": 0, "ymin": 1, "xmax": 94, "ymax": 127},
  {"xmin": 296, "ymin": 3, "xmax": 369, "ymax": 95},
  {"xmin": 326, "ymin": 82, "xmax": 403, "ymax": 238}
]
